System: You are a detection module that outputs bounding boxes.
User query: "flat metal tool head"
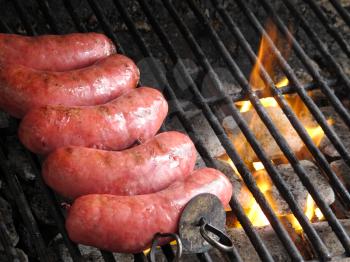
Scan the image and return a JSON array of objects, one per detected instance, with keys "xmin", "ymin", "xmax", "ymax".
[{"xmin": 178, "ymin": 193, "xmax": 226, "ymax": 253}]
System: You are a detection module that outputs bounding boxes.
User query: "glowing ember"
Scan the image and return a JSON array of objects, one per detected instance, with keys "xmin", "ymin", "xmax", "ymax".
[
  {"xmin": 224, "ymin": 20, "xmax": 331, "ymax": 230},
  {"xmin": 305, "ymin": 119, "xmax": 334, "ymax": 147},
  {"xmin": 252, "ymin": 162, "xmax": 265, "ymax": 171},
  {"xmin": 241, "ymin": 168, "xmax": 273, "ymax": 228},
  {"xmin": 246, "ymin": 201, "xmax": 270, "ymax": 228},
  {"xmin": 315, "ymin": 208, "xmax": 324, "ymax": 220},
  {"xmin": 275, "ymin": 77, "xmax": 289, "ymax": 88},
  {"xmin": 288, "ymin": 194, "xmax": 324, "ymax": 232}
]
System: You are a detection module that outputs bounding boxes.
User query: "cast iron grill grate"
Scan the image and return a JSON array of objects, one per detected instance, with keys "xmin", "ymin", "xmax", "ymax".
[{"xmin": 0, "ymin": 0, "xmax": 349, "ymax": 261}]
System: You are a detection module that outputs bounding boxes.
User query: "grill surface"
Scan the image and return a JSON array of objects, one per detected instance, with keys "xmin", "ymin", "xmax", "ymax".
[{"xmin": 0, "ymin": 0, "xmax": 349, "ymax": 261}]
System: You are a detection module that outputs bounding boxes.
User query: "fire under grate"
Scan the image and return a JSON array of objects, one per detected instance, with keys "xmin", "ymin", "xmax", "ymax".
[{"xmin": 0, "ymin": 0, "xmax": 350, "ymax": 261}]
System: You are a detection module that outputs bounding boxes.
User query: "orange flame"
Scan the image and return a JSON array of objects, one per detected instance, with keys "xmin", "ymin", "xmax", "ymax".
[
  {"xmin": 249, "ymin": 21, "xmax": 282, "ymax": 90},
  {"xmin": 243, "ymin": 166, "xmax": 272, "ymax": 228},
  {"xmin": 226, "ymin": 20, "xmax": 330, "ymax": 229},
  {"xmin": 288, "ymin": 194, "xmax": 324, "ymax": 232}
]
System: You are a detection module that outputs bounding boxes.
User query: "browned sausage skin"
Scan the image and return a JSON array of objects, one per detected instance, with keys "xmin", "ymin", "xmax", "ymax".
[
  {"xmin": 18, "ymin": 87, "xmax": 168, "ymax": 155},
  {"xmin": 0, "ymin": 33, "xmax": 116, "ymax": 71},
  {"xmin": 66, "ymin": 168, "xmax": 232, "ymax": 253},
  {"xmin": 0, "ymin": 54, "xmax": 139, "ymax": 118},
  {"xmin": 42, "ymin": 131, "xmax": 197, "ymax": 199}
]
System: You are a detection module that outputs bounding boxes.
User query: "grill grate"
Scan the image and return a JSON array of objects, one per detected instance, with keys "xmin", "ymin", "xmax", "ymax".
[{"xmin": 0, "ymin": 0, "xmax": 349, "ymax": 261}]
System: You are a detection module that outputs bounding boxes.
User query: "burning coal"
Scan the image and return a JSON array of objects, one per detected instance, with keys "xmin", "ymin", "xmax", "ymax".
[{"xmin": 220, "ymin": 21, "xmax": 332, "ymax": 229}]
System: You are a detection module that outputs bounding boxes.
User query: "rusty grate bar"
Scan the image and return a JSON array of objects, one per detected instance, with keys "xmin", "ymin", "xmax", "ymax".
[
  {"xmin": 238, "ymin": 0, "xmax": 350, "ymax": 254},
  {"xmin": 205, "ymin": 78, "xmax": 339, "ymax": 105},
  {"xmin": 123, "ymin": 0, "xmax": 304, "ymax": 259},
  {"xmin": 304, "ymin": 0, "xmax": 350, "ymax": 57},
  {"xmin": 160, "ymin": 2, "xmax": 344, "ymax": 257},
  {"xmin": 282, "ymin": 0, "xmax": 350, "ymax": 94},
  {"xmin": 257, "ymin": 0, "xmax": 350, "ymax": 157},
  {"xmin": 0, "ymin": 145, "xmax": 53, "ymax": 261},
  {"xmin": 329, "ymin": 0, "xmax": 350, "ymax": 27}
]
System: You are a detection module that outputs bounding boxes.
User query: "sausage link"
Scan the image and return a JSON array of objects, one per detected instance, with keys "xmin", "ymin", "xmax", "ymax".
[
  {"xmin": 0, "ymin": 54, "xmax": 139, "ymax": 118},
  {"xmin": 0, "ymin": 33, "xmax": 116, "ymax": 71},
  {"xmin": 42, "ymin": 131, "xmax": 196, "ymax": 198},
  {"xmin": 66, "ymin": 168, "xmax": 232, "ymax": 253},
  {"xmin": 19, "ymin": 87, "xmax": 168, "ymax": 154}
]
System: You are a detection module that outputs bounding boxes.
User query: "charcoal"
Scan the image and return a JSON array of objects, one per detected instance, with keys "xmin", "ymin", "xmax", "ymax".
[
  {"xmin": 227, "ymin": 225, "xmax": 290, "ymax": 261},
  {"xmin": 137, "ymin": 57, "xmax": 167, "ymax": 91},
  {"xmin": 151, "ymin": 245, "xmax": 226, "ymax": 262},
  {"xmin": 201, "ymin": 67, "xmax": 241, "ymax": 97},
  {"xmin": 17, "ymin": 224, "xmax": 37, "ymax": 259},
  {"xmin": 214, "ymin": 159, "xmax": 242, "ymax": 194},
  {"xmin": 319, "ymin": 106, "xmax": 350, "ymax": 158},
  {"xmin": 29, "ymin": 194, "xmax": 55, "ymax": 226},
  {"xmin": 330, "ymin": 160, "xmax": 350, "ymax": 189},
  {"xmin": 173, "ymin": 58, "xmax": 201, "ymax": 93},
  {"xmin": 310, "ymin": 219, "xmax": 350, "ymax": 257},
  {"xmin": 0, "ymin": 197, "xmax": 18, "ymax": 251},
  {"xmin": 49, "ymin": 234, "xmax": 134, "ymax": 262},
  {"xmin": 227, "ymin": 219, "xmax": 350, "ymax": 261},
  {"xmin": 238, "ymin": 161, "xmax": 334, "ymax": 215},
  {"xmin": 195, "ymin": 155, "xmax": 206, "ymax": 169},
  {"xmin": 0, "ymin": 248, "xmax": 28, "ymax": 262},
  {"xmin": 48, "ymin": 234, "xmax": 71, "ymax": 262},
  {"xmin": 5, "ymin": 136, "xmax": 36, "ymax": 181},
  {"xmin": 0, "ymin": 111, "xmax": 10, "ymax": 129},
  {"xmin": 222, "ymin": 107, "xmax": 317, "ymax": 163},
  {"xmin": 191, "ymin": 112, "xmax": 225, "ymax": 158}
]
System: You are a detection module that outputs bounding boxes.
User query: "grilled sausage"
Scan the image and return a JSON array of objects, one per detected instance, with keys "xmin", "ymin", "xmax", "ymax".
[
  {"xmin": 42, "ymin": 131, "xmax": 197, "ymax": 199},
  {"xmin": 66, "ymin": 168, "xmax": 232, "ymax": 253},
  {"xmin": 0, "ymin": 33, "xmax": 116, "ymax": 71},
  {"xmin": 19, "ymin": 87, "xmax": 168, "ymax": 155},
  {"xmin": 0, "ymin": 54, "xmax": 139, "ymax": 118}
]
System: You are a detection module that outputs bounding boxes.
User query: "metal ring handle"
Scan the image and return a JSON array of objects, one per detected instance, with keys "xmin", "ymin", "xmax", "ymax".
[
  {"xmin": 149, "ymin": 232, "xmax": 183, "ymax": 262},
  {"xmin": 199, "ymin": 218, "xmax": 234, "ymax": 253}
]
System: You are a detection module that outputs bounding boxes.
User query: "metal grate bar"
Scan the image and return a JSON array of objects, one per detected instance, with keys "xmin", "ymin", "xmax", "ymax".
[
  {"xmin": 0, "ymin": 19, "xmax": 11, "ymax": 33},
  {"xmin": 304, "ymin": 0, "xmax": 350, "ymax": 57},
  {"xmin": 213, "ymin": 0, "xmax": 350, "ymax": 233},
  {"xmin": 0, "ymin": 211, "xmax": 19, "ymax": 261},
  {"xmin": 86, "ymin": 0, "xmax": 124, "ymax": 54},
  {"xmin": 205, "ymin": 78, "xmax": 339, "ymax": 105},
  {"xmin": 132, "ymin": 0, "xmax": 303, "ymax": 259},
  {"xmin": 0, "ymin": 21, "xmax": 60, "ymax": 262},
  {"xmin": 137, "ymin": 0, "xmax": 332, "ymax": 259},
  {"xmin": 185, "ymin": 0, "xmax": 338, "ymax": 259},
  {"xmin": 0, "ymin": 147, "xmax": 53, "ymax": 262},
  {"xmin": 6, "ymin": 4, "xmax": 87, "ymax": 261},
  {"xmin": 258, "ymin": 0, "xmax": 350, "ymax": 132},
  {"xmin": 228, "ymin": 193, "xmax": 274, "ymax": 261},
  {"xmin": 213, "ymin": 0, "xmax": 350, "ymax": 210},
  {"xmin": 35, "ymin": 0, "xmax": 60, "ymax": 34},
  {"xmin": 28, "ymin": 151, "xmax": 84, "ymax": 261},
  {"xmin": 62, "ymin": 0, "xmax": 88, "ymax": 32},
  {"xmin": 237, "ymin": 0, "xmax": 350, "ymax": 255},
  {"xmin": 134, "ymin": 252, "xmax": 148, "ymax": 261},
  {"xmin": 282, "ymin": 0, "xmax": 350, "ymax": 93},
  {"xmin": 12, "ymin": 0, "xmax": 36, "ymax": 35},
  {"xmin": 161, "ymin": 244, "xmax": 175, "ymax": 261},
  {"xmin": 329, "ymin": 0, "xmax": 350, "ymax": 27},
  {"xmin": 61, "ymin": 0, "xmax": 228, "ymax": 260},
  {"xmin": 100, "ymin": 250, "xmax": 117, "ymax": 262},
  {"xmin": 108, "ymin": 0, "xmax": 253, "ymax": 260},
  {"xmin": 197, "ymin": 251, "xmax": 214, "ymax": 262},
  {"xmin": 30, "ymin": 2, "xmax": 121, "ymax": 260},
  {"xmin": 237, "ymin": 0, "xmax": 350, "ymax": 168}
]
